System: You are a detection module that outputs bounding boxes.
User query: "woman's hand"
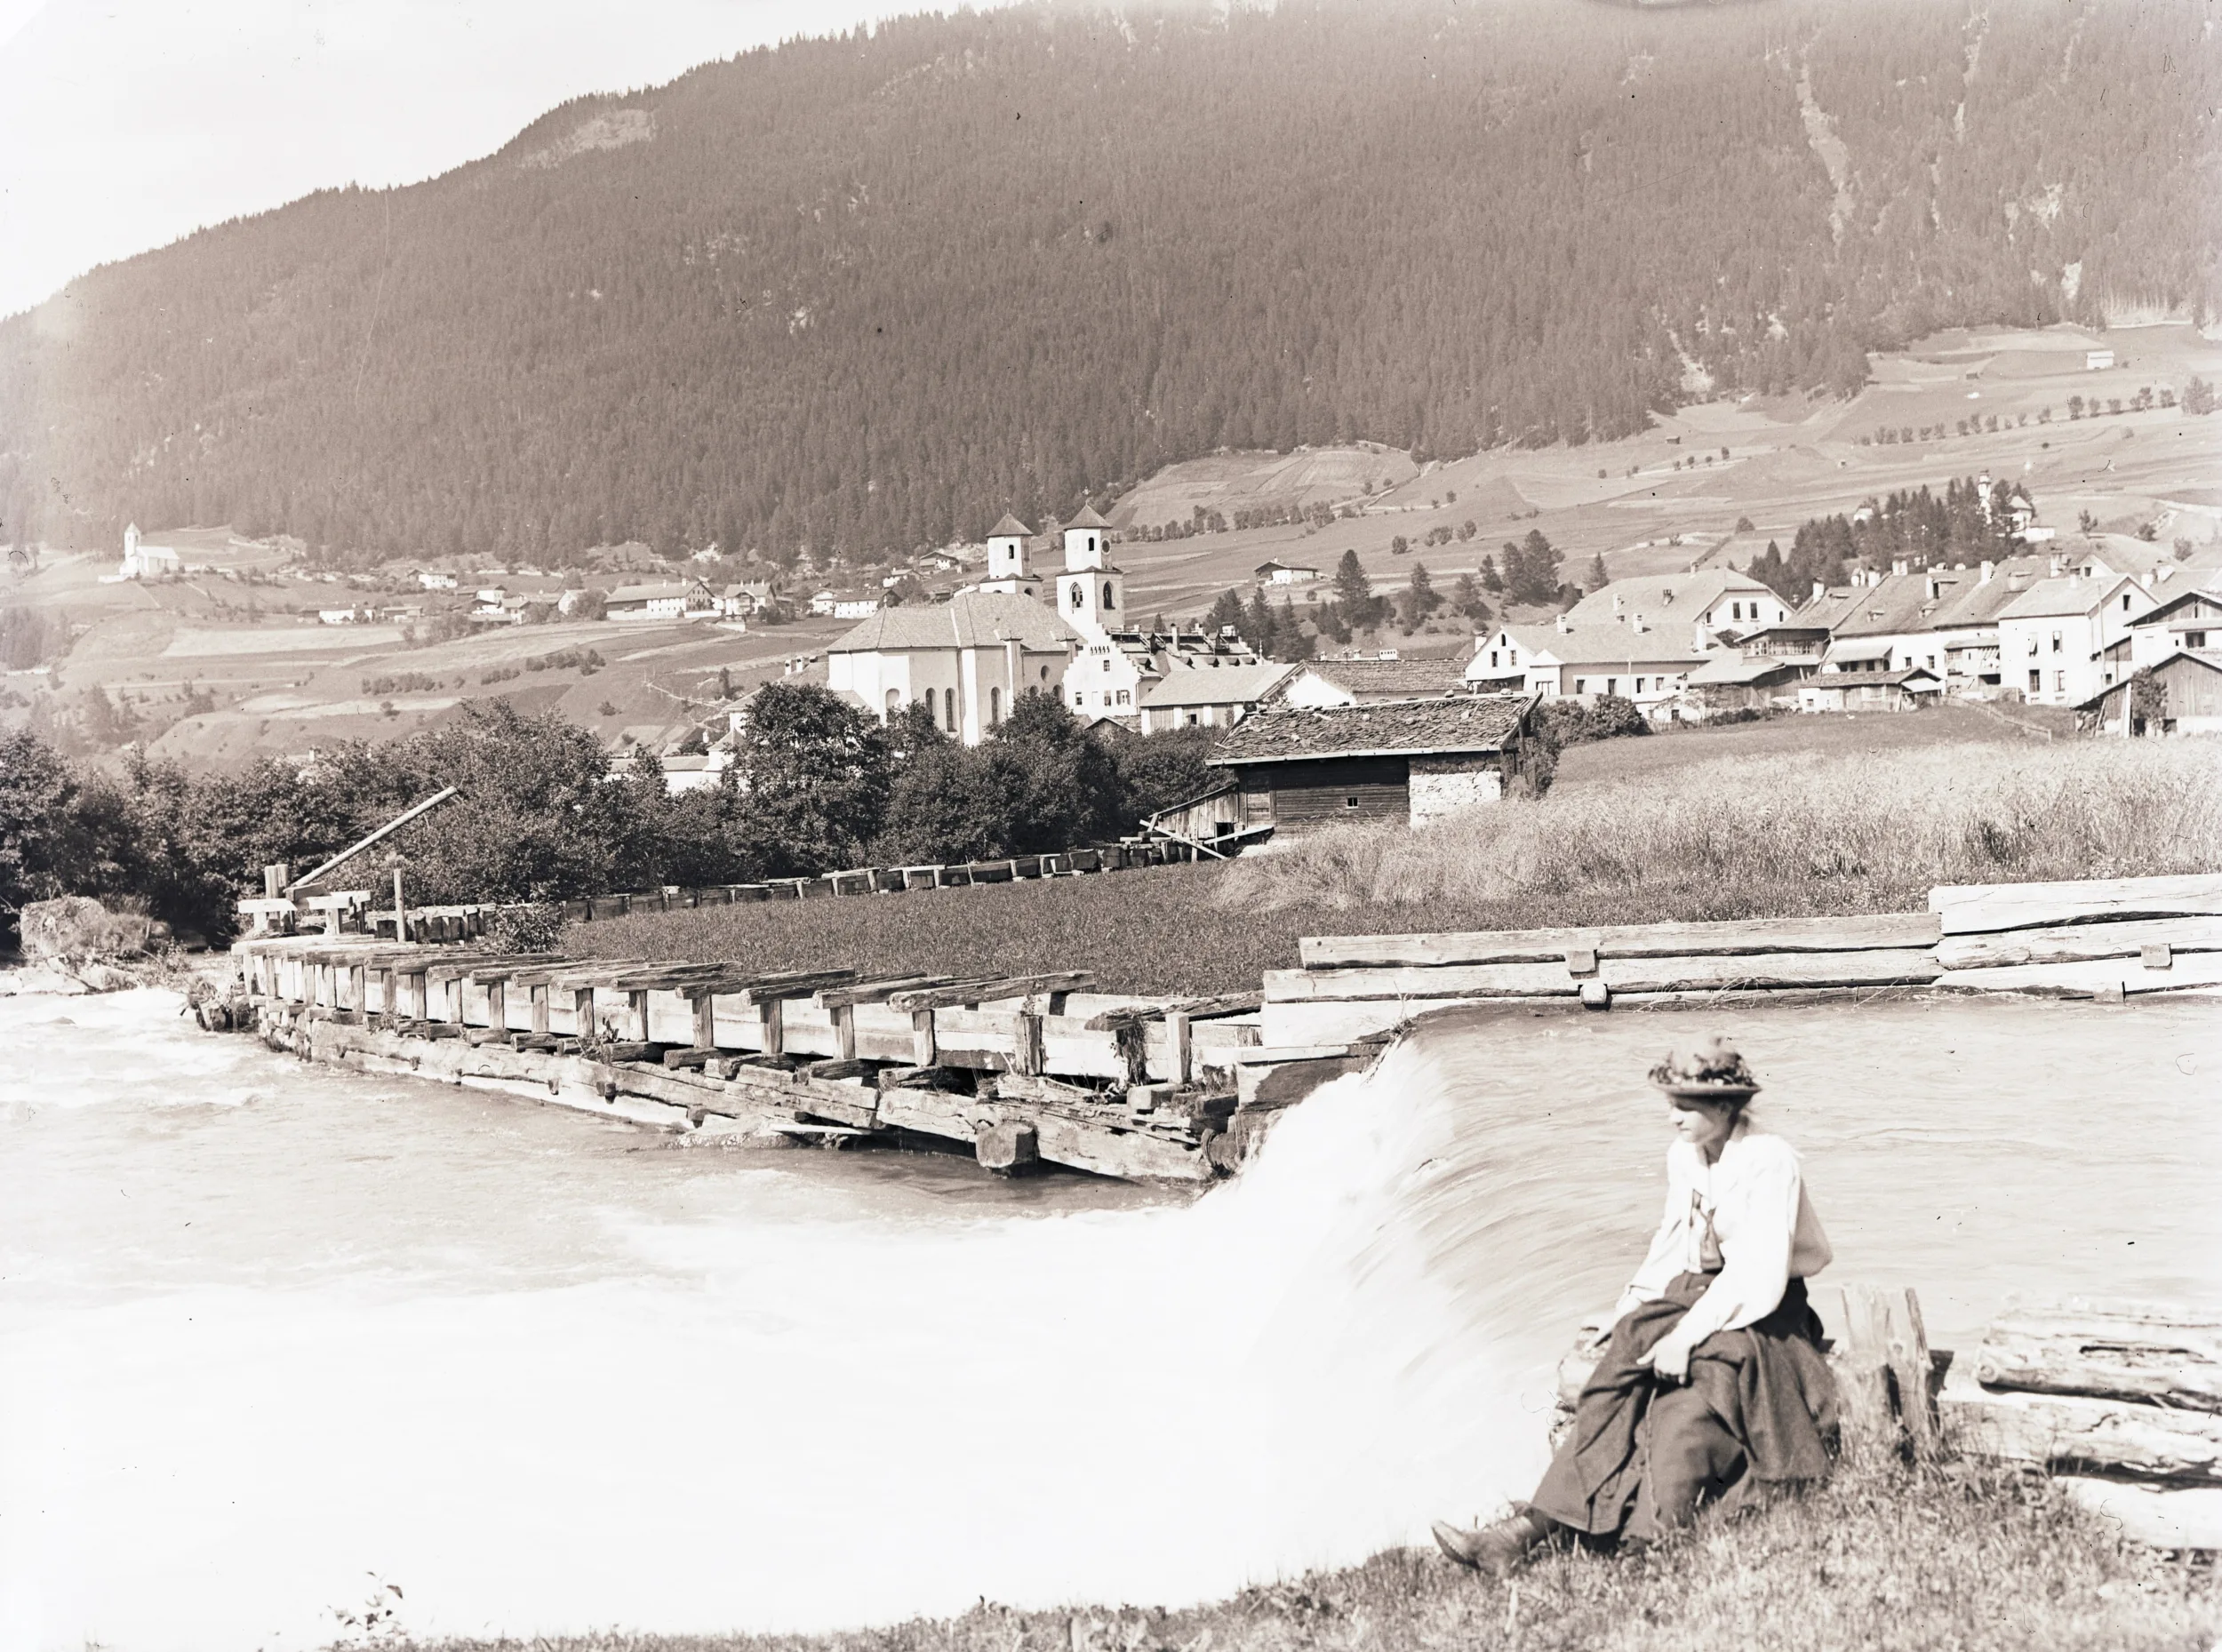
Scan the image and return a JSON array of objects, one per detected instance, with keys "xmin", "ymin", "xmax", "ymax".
[{"xmin": 1639, "ymin": 1329, "xmax": 1695, "ymax": 1382}]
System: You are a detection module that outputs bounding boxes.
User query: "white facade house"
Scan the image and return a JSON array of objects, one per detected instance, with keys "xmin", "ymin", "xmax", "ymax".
[
  {"xmin": 1052, "ymin": 507, "xmax": 1159, "ymax": 720},
  {"xmin": 1136, "ymin": 661, "xmax": 1298, "ymax": 733},
  {"xmin": 827, "ymin": 592, "xmax": 1082, "ymax": 746},
  {"xmin": 1996, "ymin": 572, "xmax": 2154, "ymax": 706},
  {"xmin": 1466, "ymin": 619, "xmax": 1704, "ymax": 721},
  {"xmin": 1254, "ymin": 561, "xmax": 1321, "ymax": 586},
  {"xmin": 2122, "ymin": 587, "xmax": 2222, "ymax": 668},
  {"xmin": 1563, "ymin": 571, "xmax": 1791, "ymax": 652},
  {"xmin": 606, "ymin": 582, "xmax": 694, "ymax": 620}
]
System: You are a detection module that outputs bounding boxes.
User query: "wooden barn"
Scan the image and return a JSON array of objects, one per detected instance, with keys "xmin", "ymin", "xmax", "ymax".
[
  {"xmin": 2076, "ymin": 650, "xmax": 2222, "ymax": 736},
  {"xmin": 1204, "ymin": 694, "xmax": 1536, "ymax": 831},
  {"xmin": 1796, "ymin": 666, "xmax": 1944, "ymax": 714}
]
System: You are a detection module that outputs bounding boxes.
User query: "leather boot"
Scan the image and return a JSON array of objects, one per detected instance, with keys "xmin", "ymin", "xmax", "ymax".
[{"xmin": 1431, "ymin": 1509, "xmax": 1550, "ymax": 1576}]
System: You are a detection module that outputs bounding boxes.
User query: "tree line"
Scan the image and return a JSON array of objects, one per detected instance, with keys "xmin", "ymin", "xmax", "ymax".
[
  {"xmin": 5, "ymin": 0, "xmax": 2211, "ymax": 568},
  {"xmin": 1745, "ymin": 477, "xmax": 2033, "ymax": 601},
  {"xmin": 0, "ymin": 692, "xmax": 1217, "ymax": 947}
]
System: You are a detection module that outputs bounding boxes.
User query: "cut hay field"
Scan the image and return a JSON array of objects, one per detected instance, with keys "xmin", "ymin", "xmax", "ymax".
[{"xmin": 572, "ymin": 735, "xmax": 2222, "ymax": 996}]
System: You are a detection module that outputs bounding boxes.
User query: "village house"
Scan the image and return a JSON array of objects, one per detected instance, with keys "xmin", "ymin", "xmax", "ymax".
[
  {"xmin": 1795, "ymin": 666, "xmax": 1945, "ymax": 714},
  {"xmin": 416, "ymin": 570, "xmax": 460, "ymax": 591},
  {"xmin": 2077, "ymin": 648, "xmax": 2222, "ymax": 736},
  {"xmin": 1255, "ymin": 560, "xmax": 1321, "ymax": 586},
  {"xmin": 1802, "ymin": 555, "xmax": 2058, "ymax": 694},
  {"xmin": 1135, "ymin": 660, "xmax": 1297, "ymax": 733},
  {"xmin": 1994, "ymin": 571, "xmax": 2154, "ymax": 706},
  {"xmin": 605, "ymin": 581, "xmax": 696, "ymax": 621},
  {"xmin": 1565, "ymin": 570, "xmax": 1794, "ymax": 650},
  {"xmin": 808, "ymin": 588, "xmax": 882, "ymax": 619},
  {"xmin": 1204, "ymin": 693, "xmax": 1538, "ymax": 833},
  {"xmin": 1465, "ymin": 618, "xmax": 1703, "ymax": 722},
  {"xmin": 826, "ymin": 590, "xmax": 1082, "ymax": 744},
  {"xmin": 2119, "ymin": 586, "xmax": 2222, "ymax": 669},
  {"xmin": 1675, "ymin": 653, "xmax": 1816, "ymax": 720},
  {"xmin": 1269, "ymin": 654, "xmax": 1470, "ymax": 707}
]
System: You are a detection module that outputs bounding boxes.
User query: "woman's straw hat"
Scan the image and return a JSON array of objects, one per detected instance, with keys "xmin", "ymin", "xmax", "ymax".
[{"xmin": 1648, "ymin": 1035, "xmax": 1761, "ymax": 1103}]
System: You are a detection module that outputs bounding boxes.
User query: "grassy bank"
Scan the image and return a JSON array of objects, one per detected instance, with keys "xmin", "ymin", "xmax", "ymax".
[
  {"xmin": 396, "ymin": 1449, "xmax": 2217, "ymax": 1652},
  {"xmin": 570, "ymin": 738, "xmax": 2221, "ymax": 994},
  {"xmin": 1215, "ymin": 738, "xmax": 2222, "ymax": 915}
]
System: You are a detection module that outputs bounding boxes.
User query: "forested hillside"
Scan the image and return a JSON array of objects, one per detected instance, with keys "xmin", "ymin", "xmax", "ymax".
[{"xmin": 2, "ymin": 0, "xmax": 2214, "ymax": 567}]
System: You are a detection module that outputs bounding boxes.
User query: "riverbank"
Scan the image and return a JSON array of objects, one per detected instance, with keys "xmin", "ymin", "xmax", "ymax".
[{"xmin": 394, "ymin": 1449, "xmax": 2218, "ymax": 1652}]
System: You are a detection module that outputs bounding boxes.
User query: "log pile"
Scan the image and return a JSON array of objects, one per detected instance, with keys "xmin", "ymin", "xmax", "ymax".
[
  {"xmin": 1930, "ymin": 873, "xmax": 2222, "ymax": 1001},
  {"xmin": 1942, "ymin": 1300, "xmax": 2222, "ymax": 1550}
]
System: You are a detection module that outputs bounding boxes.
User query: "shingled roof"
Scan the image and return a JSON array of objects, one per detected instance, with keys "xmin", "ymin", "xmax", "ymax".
[
  {"xmin": 1279, "ymin": 655, "xmax": 1470, "ymax": 699},
  {"xmin": 1207, "ymin": 694, "xmax": 1532, "ymax": 766}
]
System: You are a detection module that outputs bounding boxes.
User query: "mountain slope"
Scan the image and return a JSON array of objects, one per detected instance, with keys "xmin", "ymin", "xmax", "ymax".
[{"xmin": 2, "ymin": 0, "xmax": 2214, "ymax": 566}]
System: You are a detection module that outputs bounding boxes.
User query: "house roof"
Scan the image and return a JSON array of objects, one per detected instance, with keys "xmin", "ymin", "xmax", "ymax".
[
  {"xmin": 989, "ymin": 514, "xmax": 1035, "ymax": 538},
  {"xmin": 1801, "ymin": 557, "xmax": 2056, "ymax": 637},
  {"xmin": 607, "ymin": 582, "xmax": 694, "ymax": 603},
  {"xmin": 1802, "ymin": 667, "xmax": 1941, "ymax": 690},
  {"xmin": 1254, "ymin": 560, "xmax": 1318, "ymax": 575},
  {"xmin": 1997, "ymin": 572, "xmax": 2144, "ymax": 621},
  {"xmin": 827, "ymin": 591, "xmax": 1084, "ymax": 653},
  {"xmin": 2129, "ymin": 588, "xmax": 2222, "ymax": 627},
  {"xmin": 1489, "ymin": 623, "xmax": 1705, "ymax": 668},
  {"xmin": 1564, "ymin": 571, "xmax": 1775, "ymax": 626},
  {"xmin": 1284, "ymin": 655, "xmax": 1471, "ymax": 698},
  {"xmin": 1686, "ymin": 655, "xmax": 1810, "ymax": 687},
  {"xmin": 1824, "ymin": 636, "xmax": 1895, "ymax": 662},
  {"xmin": 1066, "ymin": 504, "xmax": 1113, "ymax": 530},
  {"xmin": 1139, "ymin": 662, "xmax": 1299, "ymax": 708},
  {"xmin": 1207, "ymin": 694, "xmax": 1532, "ymax": 766}
]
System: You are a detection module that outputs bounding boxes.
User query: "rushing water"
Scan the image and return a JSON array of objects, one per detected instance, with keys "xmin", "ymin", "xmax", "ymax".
[{"xmin": 1, "ymin": 987, "xmax": 2216, "ymax": 1651}]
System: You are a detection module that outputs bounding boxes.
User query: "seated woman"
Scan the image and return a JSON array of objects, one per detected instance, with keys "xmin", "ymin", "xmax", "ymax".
[{"xmin": 1434, "ymin": 1036, "xmax": 1840, "ymax": 1574}]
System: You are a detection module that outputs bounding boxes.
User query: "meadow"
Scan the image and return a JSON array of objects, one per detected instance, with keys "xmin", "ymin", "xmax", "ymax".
[
  {"xmin": 393, "ymin": 1448, "xmax": 2218, "ymax": 1652},
  {"xmin": 569, "ymin": 734, "xmax": 2222, "ymax": 994}
]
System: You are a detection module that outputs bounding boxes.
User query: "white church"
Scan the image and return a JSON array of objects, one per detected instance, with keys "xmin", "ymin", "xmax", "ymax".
[
  {"xmin": 826, "ymin": 504, "xmax": 1263, "ymax": 745},
  {"xmin": 112, "ymin": 523, "xmax": 181, "ymax": 581}
]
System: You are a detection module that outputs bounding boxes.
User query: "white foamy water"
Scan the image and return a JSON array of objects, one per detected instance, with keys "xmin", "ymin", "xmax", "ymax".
[{"xmin": 1, "ymin": 987, "xmax": 2216, "ymax": 1650}]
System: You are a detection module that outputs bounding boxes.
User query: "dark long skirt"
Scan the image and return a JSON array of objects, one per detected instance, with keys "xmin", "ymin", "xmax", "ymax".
[{"xmin": 1525, "ymin": 1271, "xmax": 1839, "ymax": 1542}]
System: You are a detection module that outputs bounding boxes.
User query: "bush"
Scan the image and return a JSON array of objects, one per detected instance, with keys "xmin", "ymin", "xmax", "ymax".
[
  {"xmin": 1533, "ymin": 693, "xmax": 1649, "ymax": 749},
  {"xmin": 19, "ymin": 895, "xmax": 150, "ymax": 964},
  {"xmin": 485, "ymin": 901, "xmax": 563, "ymax": 953}
]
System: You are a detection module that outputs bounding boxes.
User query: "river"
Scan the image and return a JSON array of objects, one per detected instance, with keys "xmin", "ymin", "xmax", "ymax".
[{"xmin": 1, "ymin": 986, "xmax": 2215, "ymax": 1649}]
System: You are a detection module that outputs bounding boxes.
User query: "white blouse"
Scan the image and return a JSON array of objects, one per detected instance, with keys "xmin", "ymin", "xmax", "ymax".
[{"xmin": 1613, "ymin": 1125, "xmax": 1834, "ymax": 1349}]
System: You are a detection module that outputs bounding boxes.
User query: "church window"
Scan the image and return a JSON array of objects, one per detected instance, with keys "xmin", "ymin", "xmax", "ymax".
[
  {"xmin": 1069, "ymin": 584, "xmax": 1084, "ymax": 611},
  {"xmin": 1103, "ymin": 582, "xmax": 1115, "ymax": 609},
  {"xmin": 989, "ymin": 687, "xmax": 1002, "ymax": 723},
  {"xmin": 884, "ymin": 690, "xmax": 899, "ymax": 719},
  {"xmin": 946, "ymin": 690, "xmax": 958, "ymax": 731}
]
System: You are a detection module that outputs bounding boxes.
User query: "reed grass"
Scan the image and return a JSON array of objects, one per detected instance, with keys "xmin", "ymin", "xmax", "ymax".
[
  {"xmin": 388, "ymin": 1448, "xmax": 2218, "ymax": 1652},
  {"xmin": 1214, "ymin": 738, "xmax": 2222, "ymax": 914}
]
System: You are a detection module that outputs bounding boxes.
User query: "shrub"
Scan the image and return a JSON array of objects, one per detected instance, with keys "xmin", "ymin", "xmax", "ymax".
[{"xmin": 485, "ymin": 901, "xmax": 563, "ymax": 953}]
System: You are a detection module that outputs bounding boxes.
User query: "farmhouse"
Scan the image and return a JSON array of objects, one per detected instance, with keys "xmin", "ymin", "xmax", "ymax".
[
  {"xmin": 2077, "ymin": 649, "xmax": 2222, "ymax": 736},
  {"xmin": 809, "ymin": 589, "xmax": 882, "ymax": 619},
  {"xmin": 1135, "ymin": 660, "xmax": 1297, "ymax": 733},
  {"xmin": 1465, "ymin": 619, "xmax": 1701, "ymax": 721},
  {"xmin": 1205, "ymin": 693, "xmax": 1537, "ymax": 832},
  {"xmin": 827, "ymin": 591, "xmax": 1082, "ymax": 744},
  {"xmin": 1254, "ymin": 560, "xmax": 1321, "ymax": 585},
  {"xmin": 605, "ymin": 581, "xmax": 695, "ymax": 621},
  {"xmin": 1802, "ymin": 555, "xmax": 2060, "ymax": 694},
  {"xmin": 1796, "ymin": 666, "xmax": 1945, "ymax": 714},
  {"xmin": 1677, "ymin": 653, "xmax": 1816, "ymax": 719},
  {"xmin": 1995, "ymin": 571, "xmax": 2153, "ymax": 706},
  {"xmin": 1270, "ymin": 654, "xmax": 1469, "ymax": 707},
  {"xmin": 2122, "ymin": 587, "xmax": 2222, "ymax": 668}
]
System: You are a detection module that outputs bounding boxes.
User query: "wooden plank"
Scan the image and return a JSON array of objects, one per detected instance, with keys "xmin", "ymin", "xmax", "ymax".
[
  {"xmin": 1937, "ymin": 915, "xmax": 2222, "ymax": 970},
  {"xmin": 1934, "ymin": 956, "xmax": 2222, "ymax": 999},
  {"xmin": 1942, "ymin": 1387, "xmax": 2222, "ymax": 1485},
  {"xmin": 886, "ymin": 973, "xmax": 1095, "ymax": 1012},
  {"xmin": 2056, "ymin": 1479, "xmax": 2222, "ymax": 1551},
  {"xmin": 1837, "ymin": 1284, "xmax": 1938, "ymax": 1456},
  {"xmin": 816, "ymin": 976, "xmax": 952, "ymax": 1010},
  {"xmin": 1930, "ymin": 873, "xmax": 2222, "ymax": 936},
  {"xmin": 721, "ymin": 1065, "xmax": 881, "ymax": 1129},
  {"xmin": 1974, "ymin": 1305, "xmax": 2222, "ymax": 1413},
  {"xmin": 1083, "ymin": 992, "xmax": 1263, "ymax": 1031},
  {"xmin": 1267, "ymin": 949, "xmax": 1941, "ymax": 1002},
  {"xmin": 733, "ymin": 969, "xmax": 859, "ymax": 1004},
  {"xmin": 1298, "ymin": 912, "xmax": 1941, "ymax": 970}
]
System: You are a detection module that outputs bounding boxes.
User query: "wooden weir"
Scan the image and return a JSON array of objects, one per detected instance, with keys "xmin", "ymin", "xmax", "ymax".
[{"xmin": 226, "ymin": 935, "xmax": 1312, "ymax": 1183}]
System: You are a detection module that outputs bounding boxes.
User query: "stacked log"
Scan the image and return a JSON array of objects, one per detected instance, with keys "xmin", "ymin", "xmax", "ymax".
[
  {"xmin": 1931, "ymin": 873, "xmax": 2222, "ymax": 1001},
  {"xmin": 1941, "ymin": 1300, "xmax": 2222, "ymax": 1550}
]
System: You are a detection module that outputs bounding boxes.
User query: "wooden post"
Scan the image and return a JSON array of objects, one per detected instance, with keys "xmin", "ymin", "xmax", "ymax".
[
  {"xmin": 1013, "ymin": 1010, "xmax": 1045, "ymax": 1077},
  {"xmin": 833, "ymin": 1002, "xmax": 857, "ymax": 1062},
  {"xmin": 572, "ymin": 986, "xmax": 595, "ymax": 1040},
  {"xmin": 392, "ymin": 867, "xmax": 406, "ymax": 943},
  {"xmin": 760, "ymin": 998, "xmax": 786, "ymax": 1061},
  {"xmin": 484, "ymin": 978, "xmax": 508, "ymax": 1035},
  {"xmin": 444, "ymin": 975, "xmax": 464, "ymax": 1025},
  {"xmin": 911, "ymin": 1008, "xmax": 937, "ymax": 1066},
  {"xmin": 1167, "ymin": 1011, "xmax": 1192, "ymax": 1086},
  {"xmin": 1838, "ymin": 1284, "xmax": 1938, "ymax": 1458},
  {"xmin": 264, "ymin": 863, "xmax": 288, "ymax": 898},
  {"xmin": 376, "ymin": 967, "xmax": 395, "ymax": 1017},
  {"xmin": 692, "ymin": 991, "xmax": 718, "ymax": 1052},
  {"xmin": 402, "ymin": 970, "xmax": 427, "ymax": 1019},
  {"xmin": 347, "ymin": 964, "xmax": 366, "ymax": 1013},
  {"xmin": 628, "ymin": 988, "xmax": 651, "ymax": 1043},
  {"xmin": 530, "ymin": 983, "xmax": 550, "ymax": 1037}
]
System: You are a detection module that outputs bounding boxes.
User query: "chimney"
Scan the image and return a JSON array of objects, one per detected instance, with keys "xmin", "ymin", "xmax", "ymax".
[
  {"xmin": 1979, "ymin": 560, "xmax": 1994, "ymax": 585},
  {"xmin": 1555, "ymin": 613, "xmax": 1571, "ymax": 634},
  {"xmin": 2049, "ymin": 555, "xmax": 2064, "ymax": 578},
  {"xmin": 1611, "ymin": 594, "xmax": 1624, "ymax": 613},
  {"xmin": 1925, "ymin": 575, "xmax": 1940, "ymax": 601},
  {"xmin": 1810, "ymin": 580, "xmax": 1826, "ymax": 603},
  {"xmin": 1892, "ymin": 558, "xmax": 1909, "ymax": 578}
]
